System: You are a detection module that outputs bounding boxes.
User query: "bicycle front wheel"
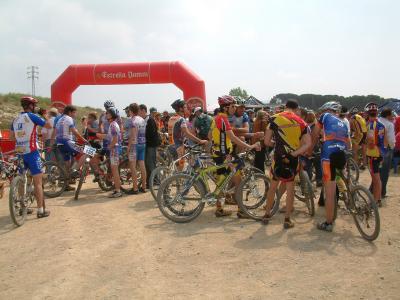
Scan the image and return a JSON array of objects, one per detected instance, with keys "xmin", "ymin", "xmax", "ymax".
[
  {"xmin": 9, "ymin": 176, "xmax": 27, "ymax": 226},
  {"xmin": 350, "ymin": 185, "xmax": 380, "ymax": 241},
  {"xmin": 42, "ymin": 161, "xmax": 67, "ymax": 198},
  {"xmin": 74, "ymin": 164, "xmax": 88, "ymax": 200},
  {"xmin": 150, "ymin": 166, "xmax": 172, "ymax": 200},
  {"xmin": 156, "ymin": 174, "xmax": 205, "ymax": 223},
  {"xmin": 236, "ymin": 172, "xmax": 275, "ymax": 220}
]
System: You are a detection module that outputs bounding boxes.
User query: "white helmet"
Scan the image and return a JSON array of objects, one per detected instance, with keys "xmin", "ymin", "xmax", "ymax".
[{"xmin": 318, "ymin": 101, "xmax": 341, "ymax": 113}]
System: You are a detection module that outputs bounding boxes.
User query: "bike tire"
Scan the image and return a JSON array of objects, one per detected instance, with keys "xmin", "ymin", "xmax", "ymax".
[
  {"xmin": 156, "ymin": 173, "xmax": 205, "ymax": 223},
  {"xmin": 297, "ymin": 170, "xmax": 315, "ymax": 216},
  {"xmin": 9, "ymin": 176, "xmax": 27, "ymax": 226},
  {"xmin": 97, "ymin": 161, "xmax": 114, "ymax": 192},
  {"xmin": 350, "ymin": 185, "xmax": 380, "ymax": 241},
  {"xmin": 150, "ymin": 166, "xmax": 172, "ymax": 200},
  {"xmin": 42, "ymin": 161, "xmax": 67, "ymax": 198},
  {"xmin": 119, "ymin": 159, "xmax": 142, "ymax": 193},
  {"xmin": 74, "ymin": 164, "xmax": 88, "ymax": 200},
  {"xmin": 236, "ymin": 172, "xmax": 277, "ymax": 220},
  {"xmin": 347, "ymin": 157, "xmax": 360, "ymax": 183}
]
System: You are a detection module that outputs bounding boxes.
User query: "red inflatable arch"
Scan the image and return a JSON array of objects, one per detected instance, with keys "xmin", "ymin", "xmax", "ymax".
[{"xmin": 51, "ymin": 61, "xmax": 206, "ymax": 111}]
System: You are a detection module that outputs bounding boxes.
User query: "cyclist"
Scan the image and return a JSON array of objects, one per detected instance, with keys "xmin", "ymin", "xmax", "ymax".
[
  {"xmin": 262, "ymin": 99, "xmax": 311, "ymax": 228},
  {"xmin": 99, "ymin": 100, "xmax": 123, "ymax": 150},
  {"xmin": 98, "ymin": 107, "xmax": 123, "ymax": 198},
  {"xmin": 349, "ymin": 106, "xmax": 367, "ymax": 169},
  {"xmin": 126, "ymin": 103, "xmax": 147, "ymax": 194},
  {"xmin": 55, "ymin": 105, "xmax": 88, "ymax": 178},
  {"xmin": 170, "ymin": 99, "xmax": 208, "ymax": 168},
  {"xmin": 365, "ymin": 102, "xmax": 388, "ymax": 207},
  {"xmin": 10, "ymin": 96, "xmax": 52, "ymax": 218},
  {"xmin": 312, "ymin": 101, "xmax": 351, "ymax": 232},
  {"xmin": 210, "ymin": 95, "xmax": 260, "ymax": 218}
]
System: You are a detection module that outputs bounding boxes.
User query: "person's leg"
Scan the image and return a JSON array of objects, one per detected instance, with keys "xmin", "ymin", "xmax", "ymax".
[
  {"xmin": 138, "ymin": 160, "xmax": 146, "ymax": 190},
  {"xmin": 44, "ymin": 139, "xmax": 51, "ymax": 162},
  {"xmin": 380, "ymin": 149, "xmax": 392, "ymax": 197},
  {"xmin": 324, "ymin": 181, "xmax": 336, "ymax": 223},
  {"xmin": 314, "ymin": 153, "xmax": 322, "ymax": 186},
  {"xmin": 352, "ymin": 142, "xmax": 359, "ymax": 165},
  {"xmin": 145, "ymin": 147, "xmax": 151, "ymax": 185},
  {"xmin": 254, "ymin": 147, "xmax": 266, "ymax": 173},
  {"xmin": 32, "ymin": 173, "xmax": 44, "ymax": 209},
  {"xmin": 264, "ymin": 179, "xmax": 280, "ymax": 216},
  {"xmin": 128, "ymin": 145, "xmax": 138, "ymax": 192}
]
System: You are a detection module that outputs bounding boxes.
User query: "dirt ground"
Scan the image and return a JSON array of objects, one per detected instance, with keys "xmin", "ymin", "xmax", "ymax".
[{"xmin": 0, "ymin": 170, "xmax": 399, "ymax": 300}]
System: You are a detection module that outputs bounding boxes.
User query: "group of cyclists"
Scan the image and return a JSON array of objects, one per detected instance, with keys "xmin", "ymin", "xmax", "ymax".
[{"xmin": 4, "ymin": 93, "xmax": 396, "ymax": 235}]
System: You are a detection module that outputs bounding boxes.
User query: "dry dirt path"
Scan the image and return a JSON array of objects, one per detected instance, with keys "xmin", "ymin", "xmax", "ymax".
[{"xmin": 0, "ymin": 171, "xmax": 399, "ymax": 299}]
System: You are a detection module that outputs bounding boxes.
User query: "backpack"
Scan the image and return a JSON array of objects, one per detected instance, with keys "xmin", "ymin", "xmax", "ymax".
[{"xmin": 195, "ymin": 114, "xmax": 212, "ymax": 139}]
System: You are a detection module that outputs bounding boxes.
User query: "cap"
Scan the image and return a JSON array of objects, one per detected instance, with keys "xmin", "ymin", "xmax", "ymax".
[
  {"xmin": 193, "ymin": 107, "xmax": 202, "ymax": 113},
  {"xmin": 49, "ymin": 107, "xmax": 59, "ymax": 114}
]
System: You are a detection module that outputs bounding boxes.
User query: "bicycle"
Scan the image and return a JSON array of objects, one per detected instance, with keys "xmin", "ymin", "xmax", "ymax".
[
  {"xmin": 326, "ymin": 152, "xmax": 380, "ymax": 241},
  {"xmin": 8, "ymin": 155, "xmax": 37, "ymax": 226},
  {"xmin": 156, "ymin": 149, "xmax": 269, "ymax": 223},
  {"xmin": 73, "ymin": 144, "xmax": 99, "ymax": 200}
]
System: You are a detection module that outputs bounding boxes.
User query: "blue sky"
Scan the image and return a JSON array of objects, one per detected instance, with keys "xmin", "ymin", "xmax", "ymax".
[{"xmin": 0, "ymin": 0, "xmax": 398, "ymax": 112}]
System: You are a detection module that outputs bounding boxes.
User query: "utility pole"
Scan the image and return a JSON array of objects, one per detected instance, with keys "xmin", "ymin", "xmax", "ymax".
[{"xmin": 27, "ymin": 66, "xmax": 39, "ymax": 96}]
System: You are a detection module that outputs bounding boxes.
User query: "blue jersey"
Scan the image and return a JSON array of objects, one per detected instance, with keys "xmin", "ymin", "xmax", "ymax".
[
  {"xmin": 318, "ymin": 113, "xmax": 349, "ymax": 160},
  {"xmin": 55, "ymin": 114, "xmax": 75, "ymax": 143},
  {"xmin": 11, "ymin": 112, "xmax": 45, "ymax": 154}
]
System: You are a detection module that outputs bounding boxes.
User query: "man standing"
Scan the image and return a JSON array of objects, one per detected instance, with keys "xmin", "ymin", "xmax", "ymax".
[
  {"xmin": 378, "ymin": 108, "xmax": 395, "ymax": 198},
  {"xmin": 365, "ymin": 103, "xmax": 387, "ymax": 207},
  {"xmin": 262, "ymin": 99, "xmax": 311, "ymax": 229},
  {"xmin": 144, "ymin": 106, "xmax": 160, "ymax": 188},
  {"xmin": 10, "ymin": 96, "xmax": 52, "ymax": 218},
  {"xmin": 41, "ymin": 107, "xmax": 58, "ymax": 162},
  {"xmin": 193, "ymin": 107, "xmax": 212, "ymax": 140}
]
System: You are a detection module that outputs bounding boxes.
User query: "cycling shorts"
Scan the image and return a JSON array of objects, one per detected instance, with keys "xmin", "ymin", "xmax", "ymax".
[
  {"xmin": 352, "ymin": 133, "xmax": 366, "ymax": 146},
  {"xmin": 367, "ymin": 156, "xmax": 382, "ymax": 175},
  {"xmin": 108, "ymin": 146, "xmax": 121, "ymax": 166},
  {"xmin": 321, "ymin": 151, "xmax": 346, "ymax": 182},
  {"xmin": 21, "ymin": 151, "xmax": 43, "ymax": 176},
  {"xmin": 271, "ymin": 155, "xmax": 298, "ymax": 182},
  {"xmin": 136, "ymin": 144, "xmax": 146, "ymax": 161},
  {"xmin": 57, "ymin": 140, "xmax": 81, "ymax": 161}
]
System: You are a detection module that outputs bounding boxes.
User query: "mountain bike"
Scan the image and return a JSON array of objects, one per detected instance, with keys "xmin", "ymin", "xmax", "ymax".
[{"xmin": 156, "ymin": 149, "xmax": 269, "ymax": 223}]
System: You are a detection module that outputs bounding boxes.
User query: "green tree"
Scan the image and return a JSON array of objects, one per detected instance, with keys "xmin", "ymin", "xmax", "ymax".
[{"xmin": 229, "ymin": 87, "xmax": 249, "ymax": 99}]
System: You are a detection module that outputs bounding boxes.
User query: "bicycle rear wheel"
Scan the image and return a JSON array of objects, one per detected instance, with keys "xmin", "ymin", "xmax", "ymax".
[
  {"xmin": 97, "ymin": 161, "xmax": 113, "ymax": 192},
  {"xmin": 350, "ymin": 185, "xmax": 380, "ymax": 241},
  {"xmin": 346, "ymin": 158, "xmax": 360, "ymax": 183},
  {"xmin": 9, "ymin": 176, "xmax": 27, "ymax": 226},
  {"xmin": 295, "ymin": 170, "xmax": 315, "ymax": 216},
  {"xmin": 74, "ymin": 164, "xmax": 88, "ymax": 200},
  {"xmin": 42, "ymin": 161, "xmax": 67, "ymax": 198},
  {"xmin": 236, "ymin": 172, "xmax": 277, "ymax": 220},
  {"xmin": 156, "ymin": 174, "xmax": 205, "ymax": 223},
  {"xmin": 150, "ymin": 166, "xmax": 172, "ymax": 200}
]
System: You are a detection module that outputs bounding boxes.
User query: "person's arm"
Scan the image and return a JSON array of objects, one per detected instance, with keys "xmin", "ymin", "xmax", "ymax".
[
  {"xmin": 311, "ymin": 124, "xmax": 322, "ymax": 149},
  {"xmin": 128, "ymin": 126, "xmax": 138, "ymax": 148},
  {"xmin": 292, "ymin": 133, "xmax": 312, "ymax": 157},
  {"xmin": 226, "ymin": 130, "xmax": 260, "ymax": 151},
  {"xmin": 71, "ymin": 127, "xmax": 87, "ymax": 143}
]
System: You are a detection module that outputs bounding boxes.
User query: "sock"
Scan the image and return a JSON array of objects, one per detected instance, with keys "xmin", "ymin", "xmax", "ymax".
[{"xmin": 38, "ymin": 207, "xmax": 44, "ymax": 214}]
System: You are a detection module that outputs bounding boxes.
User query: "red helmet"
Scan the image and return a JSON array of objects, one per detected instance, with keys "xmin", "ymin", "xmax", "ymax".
[
  {"xmin": 21, "ymin": 96, "xmax": 38, "ymax": 107},
  {"xmin": 218, "ymin": 95, "xmax": 235, "ymax": 106}
]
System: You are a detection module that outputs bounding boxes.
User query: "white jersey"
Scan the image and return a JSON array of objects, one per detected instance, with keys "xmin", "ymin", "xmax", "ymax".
[
  {"xmin": 56, "ymin": 115, "xmax": 75, "ymax": 142},
  {"xmin": 11, "ymin": 112, "xmax": 45, "ymax": 154}
]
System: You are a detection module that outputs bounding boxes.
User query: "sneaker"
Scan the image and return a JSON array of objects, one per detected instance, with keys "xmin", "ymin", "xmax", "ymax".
[
  {"xmin": 125, "ymin": 189, "xmax": 139, "ymax": 195},
  {"xmin": 37, "ymin": 210, "xmax": 50, "ymax": 218},
  {"xmin": 377, "ymin": 200, "xmax": 382, "ymax": 207},
  {"xmin": 215, "ymin": 208, "xmax": 232, "ymax": 217},
  {"xmin": 283, "ymin": 218, "xmax": 294, "ymax": 229},
  {"xmin": 317, "ymin": 221, "xmax": 333, "ymax": 232},
  {"xmin": 237, "ymin": 211, "xmax": 250, "ymax": 219},
  {"xmin": 139, "ymin": 187, "xmax": 147, "ymax": 193},
  {"xmin": 261, "ymin": 213, "xmax": 271, "ymax": 225},
  {"xmin": 108, "ymin": 191, "xmax": 123, "ymax": 198},
  {"xmin": 92, "ymin": 175, "xmax": 99, "ymax": 183}
]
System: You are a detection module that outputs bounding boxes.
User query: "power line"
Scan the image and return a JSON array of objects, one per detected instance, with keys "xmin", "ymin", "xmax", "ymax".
[{"xmin": 27, "ymin": 66, "xmax": 39, "ymax": 96}]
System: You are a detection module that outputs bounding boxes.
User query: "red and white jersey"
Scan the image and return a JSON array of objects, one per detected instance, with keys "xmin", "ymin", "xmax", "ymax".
[{"xmin": 11, "ymin": 112, "xmax": 45, "ymax": 154}]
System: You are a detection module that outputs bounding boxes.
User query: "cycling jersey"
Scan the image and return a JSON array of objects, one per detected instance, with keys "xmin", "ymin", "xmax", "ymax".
[
  {"xmin": 11, "ymin": 112, "xmax": 45, "ymax": 154},
  {"xmin": 55, "ymin": 114, "xmax": 75, "ymax": 143},
  {"xmin": 366, "ymin": 118, "xmax": 386, "ymax": 158},
  {"xmin": 230, "ymin": 112, "xmax": 249, "ymax": 128},
  {"xmin": 211, "ymin": 112, "xmax": 233, "ymax": 157},
  {"xmin": 268, "ymin": 111, "xmax": 309, "ymax": 157},
  {"xmin": 351, "ymin": 114, "xmax": 367, "ymax": 144},
  {"xmin": 318, "ymin": 113, "xmax": 350, "ymax": 181},
  {"xmin": 107, "ymin": 120, "xmax": 121, "ymax": 165},
  {"xmin": 130, "ymin": 116, "xmax": 146, "ymax": 145},
  {"xmin": 172, "ymin": 116, "xmax": 187, "ymax": 147}
]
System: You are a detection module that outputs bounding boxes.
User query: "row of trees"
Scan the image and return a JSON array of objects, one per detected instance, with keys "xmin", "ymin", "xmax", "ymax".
[{"xmin": 228, "ymin": 87, "xmax": 397, "ymax": 111}]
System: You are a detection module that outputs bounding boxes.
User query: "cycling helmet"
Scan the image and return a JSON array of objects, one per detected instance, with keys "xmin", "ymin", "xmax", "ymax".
[
  {"xmin": 365, "ymin": 102, "xmax": 378, "ymax": 112},
  {"xmin": 349, "ymin": 106, "xmax": 359, "ymax": 115},
  {"xmin": 235, "ymin": 97, "xmax": 245, "ymax": 107},
  {"xmin": 171, "ymin": 99, "xmax": 186, "ymax": 111},
  {"xmin": 318, "ymin": 101, "xmax": 341, "ymax": 113},
  {"xmin": 104, "ymin": 100, "xmax": 115, "ymax": 110},
  {"xmin": 106, "ymin": 107, "xmax": 119, "ymax": 119},
  {"xmin": 21, "ymin": 96, "xmax": 38, "ymax": 107},
  {"xmin": 218, "ymin": 95, "xmax": 236, "ymax": 106}
]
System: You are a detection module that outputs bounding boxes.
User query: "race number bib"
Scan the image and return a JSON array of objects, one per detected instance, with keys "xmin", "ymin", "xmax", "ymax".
[{"xmin": 83, "ymin": 145, "xmax": 96, "ymax": 157}]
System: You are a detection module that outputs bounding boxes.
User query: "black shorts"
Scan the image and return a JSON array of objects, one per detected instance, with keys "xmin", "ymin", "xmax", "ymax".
[
  {"xmin": 271, "ymin": 155, "xmax": 299, "ymax": 182},
  {"xmin": 213, "ymin": 156, "xmax": 230, "ymax": 175},
  {"xmin": 367, "ymin": 156, "xmax": 382, "ymax": 174},
  {"xmin": 322, "ymin": 151, "xmax": 346, "ymax": 182}
]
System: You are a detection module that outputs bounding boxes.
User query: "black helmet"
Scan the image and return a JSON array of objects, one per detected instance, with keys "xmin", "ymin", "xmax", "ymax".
[
  {"xmin": 106, "ymin": 107, "xmax": 119, "ymax": 119},
  {"xmin": 104, "ymin": 100, "xmax": 115, "ymax": 110},
  {"xmin": 171, "ymin": 99, "xmax": 186, "ymax": 111}
]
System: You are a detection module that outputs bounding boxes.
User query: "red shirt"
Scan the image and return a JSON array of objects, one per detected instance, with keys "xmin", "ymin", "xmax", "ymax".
[
  {"xmin": 395, "ymin": 132, "xmax": 400, "ymax": 151},
  {"xmin": 395, "ymin": 116, "xmax": 400, "ymax": 135}
]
